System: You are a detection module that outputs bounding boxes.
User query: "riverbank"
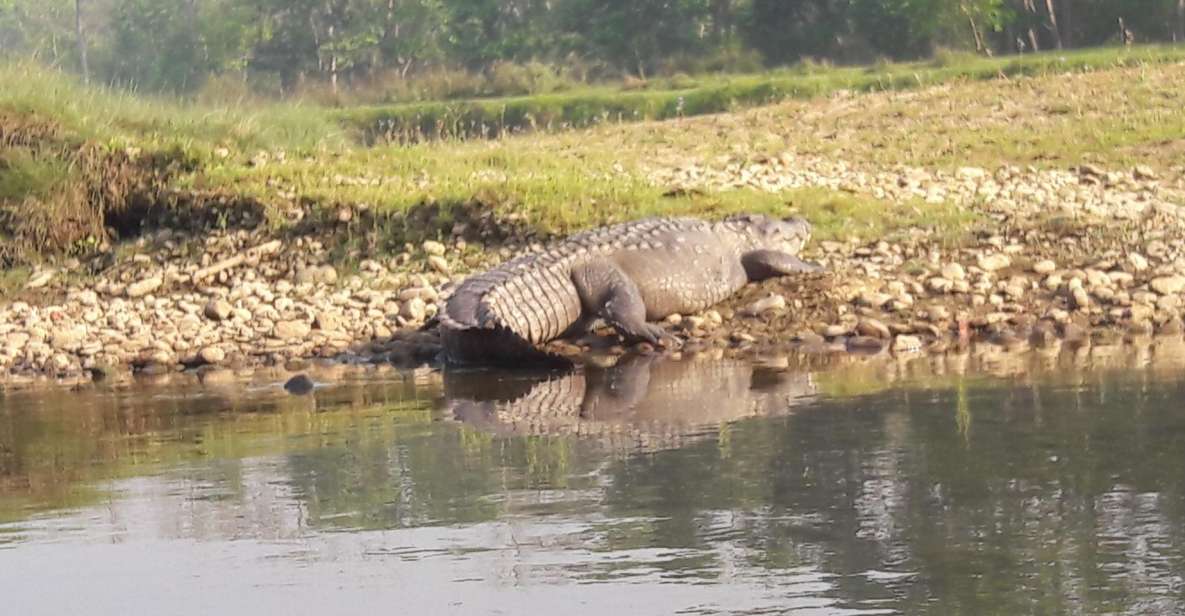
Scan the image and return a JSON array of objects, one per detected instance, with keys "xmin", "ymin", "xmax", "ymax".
[
  {"xmin": 3, "ymin": 151, "xmax": 1184, "ymax": 386},
  {"xmin": 3, "ymin": 54, "xmax": 1185, "ymax": 385}
]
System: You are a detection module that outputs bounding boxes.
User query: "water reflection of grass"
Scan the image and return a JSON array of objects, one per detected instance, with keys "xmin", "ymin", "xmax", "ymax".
[
  {"xmin": 0, "ymin": 386, "xmax": 439, "ymax": 524},
  {"xmin": 0, "ymin": 375, "xmax": 601, "ymax": 530}
]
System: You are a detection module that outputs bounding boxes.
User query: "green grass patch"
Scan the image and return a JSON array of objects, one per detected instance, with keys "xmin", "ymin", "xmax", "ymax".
[
  {"xmin": 197, "ymin": 128, "xmax": 971, "ymax": 244},
  {"xmin": 0, "ymin": 149, "xmax": 69, "ymax": 202}
]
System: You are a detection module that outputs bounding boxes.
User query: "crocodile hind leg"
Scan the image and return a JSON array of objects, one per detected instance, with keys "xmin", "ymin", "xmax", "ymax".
[
  {"xmin": 742, "ymin": 250, "xmax": 824, "ymax": 281},
  {"xmin": 571, "ymin": 259, "xmax": 667, "ymax": 345}
]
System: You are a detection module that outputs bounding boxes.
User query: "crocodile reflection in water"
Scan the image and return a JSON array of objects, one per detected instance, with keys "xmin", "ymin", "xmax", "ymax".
[{"xmin": 444, "ymin": 355, "xmax": 818, "ymax": 445}]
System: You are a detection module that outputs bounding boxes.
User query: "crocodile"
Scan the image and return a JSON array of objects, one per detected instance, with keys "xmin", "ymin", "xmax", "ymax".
[
  {"xmin": 445, "ymin": 355, "xmax": 818, "ymax": 449},
  {"xmin": 440, "ymin": 214, "xmax": 821, "ymax": 365}
]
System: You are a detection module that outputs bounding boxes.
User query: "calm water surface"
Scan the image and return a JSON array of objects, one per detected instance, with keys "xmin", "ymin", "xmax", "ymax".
[{"xmin": 3, "ymin": 345, "xmax": 1185, "ymax": 615}]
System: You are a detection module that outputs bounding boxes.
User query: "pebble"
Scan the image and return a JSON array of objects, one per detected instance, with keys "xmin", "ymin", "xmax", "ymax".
[
  {"xmin": 5, "ymin": 155, "xmax": 1185, "ymax": 382},
  {"xmin": 26, "ymin": 270, "xmax": 56, "ymax": 289},
  {"xmin": 204, "ymin": 299, "xmax": 233, "ymax": 321},
  {"xmin": 1032, "ymin": 260, "xmax": 1057, "ymax": 275},
  {"xmin": 284, "ymin": 374, "xmax": 316, "ymax": 395},
  {"xmin": 822, "ymin": 324, "xmax": 850, "ymax": 338},
  {"xmin": 856, "ymin": 318, "xmax": 891, "ymax": 339},
  {"xmin": 891, "ymin": 335, "xmax": 923, "ymax": 353},
  {"xmin": 427, "ymin": 255, "xmax": 451, "ymax": 274},
  {"xmin": 847, "ymin": 336, "xmax": 885, "ymax": 351},
  {"xmin": 977, "ymin": 254, "xmax": 1012, "ymax": 272},
  {"xmin": 742, "ymin": 294, "xmax": 786, "ymax": 316},
  {"xmin": 126, "ymin": 277, "xmax": 163, "ymax": 298},
  {"xmin": 401, "ymin": 297, "xmax": 427, "ymax": 322},
  {"xmin": 941, "ymin": 263, "xmax": 966, "ymax": 281},
  {"xmin": 274, "ymin": 320, "xmax": 311, "ymax": 339},
  {"xmin": 1127, "ymin": 253, "xmax": 1149, "ymax": 272},
  {"xmin": 1150, "ymin": 276, "xmax": 1185, "ymax": 296},
  {"xmin": 198, "ymin": 346, "xmax": 226, "ymax": 365}
]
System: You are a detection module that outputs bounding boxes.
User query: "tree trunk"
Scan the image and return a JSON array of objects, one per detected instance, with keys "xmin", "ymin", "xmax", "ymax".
[
  {"xmin": 1177, "ymin": 0, "xmax": 1184, "ymax": 42},
  {"xmin": 962, "ymin": 3, "xmax": 987, "ymax": 55},
  {"xmin": 1043, "ymin": 0, "xmax": 1062, "ymax": 49},
  {"xmin": 74, "ymin": 0, "xmax": 89, "ymax": 82},
  {"xmin": 1060, "ymin": 0, "xmax": 1072, "ymax": 48},
  {"xmin": 710, "ymin": 0, "xmax": 732, "ymax": 42},
  {"xmin": 328, "ymin": 24, "xmax": 338, "ymax": 94},
  {"xmin": 1021, "ymin": 0, "xmax": 1040, "ymax": 51}
]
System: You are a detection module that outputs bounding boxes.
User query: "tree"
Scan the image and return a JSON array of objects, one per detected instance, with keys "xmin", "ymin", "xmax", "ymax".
[
  {"xmin": 0, "ymin": 0, "xmax": 76, "ymax": 67},
  {"xmin": 1170, "ymin": 0, "xmax": 1180, "ymax": 40},
  {"xmin": 961, "ymin": 0, "xmax": 1013, "ymax": 54},
  {"xmin": 73, "ymin": 0, "xmax": 88, "ymax": 81},
  {"xmin": 850, "ymin": 0, "xmax": 967, "ymax": 58},
  {"xmin": 557, "ymin": 0, "xmax": 711, "ymax": 77},
  {"xmin": 744, "ymin": 0, "xmax": 852, "ymax": 65},
  {"xmin": 377, "ymin": 0, "xmax": 449, "ymax": 78}
]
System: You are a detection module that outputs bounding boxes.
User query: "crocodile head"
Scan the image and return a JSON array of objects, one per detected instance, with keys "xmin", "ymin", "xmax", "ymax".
[{"xmin": 721, "ymin": 214, "xmax": 812, "ymax": 254}]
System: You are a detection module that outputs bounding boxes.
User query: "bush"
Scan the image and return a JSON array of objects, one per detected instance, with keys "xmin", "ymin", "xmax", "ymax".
[
  {"xmin": 487, "ymin": 61, "xmax": 574, "ymax": 97},
  {"xmin": 929, "ymin": 47, "xmax": 984, "ymax": 68},
  {"xmin": 661, "ymin": 45, "xmax": 765, "ymax": 75},
  {"xmin": 788, "ymin": 57, "xmax": 834, "ymax": 76},
  {"xmin": 385, "ymin": 67, "xmax": 486, "ymax": 102}
]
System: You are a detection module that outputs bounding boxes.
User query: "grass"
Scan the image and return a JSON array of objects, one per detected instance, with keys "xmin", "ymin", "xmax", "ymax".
[
  {"xmin": 3, "ymin": 43, "xmax": 1185, "ymax": 265},
  {"xmin": 337, "ymin": 44, "xmax": 1185, "ymax": 143},
  {"xmin": 0, "ymin": 62, "xmax": 346, "ymax": 155},
  {"xmin": 192, "ymin": 122, "xmax": 973, "ymax": 243},
  {"xmin": 0, "ymin": 149, "xmax": 67, "ymax": 201}
]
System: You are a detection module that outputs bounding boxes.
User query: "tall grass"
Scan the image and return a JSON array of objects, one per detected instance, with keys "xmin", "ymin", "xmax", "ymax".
[{"xmin": 0, "ymin": 62, "xmax": 346, "ymax": 154}]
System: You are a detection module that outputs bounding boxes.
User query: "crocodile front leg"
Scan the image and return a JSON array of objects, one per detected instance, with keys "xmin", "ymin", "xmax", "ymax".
[
  {"xmin": 571, "ymin": 259, "xmax": 667, "ymax": 345},
  {"xmin": 741, "ymin": 250, "xmax": 824, "ymax": 281}
]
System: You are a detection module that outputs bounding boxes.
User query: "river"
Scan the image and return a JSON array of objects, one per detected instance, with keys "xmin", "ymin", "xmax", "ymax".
[{"xmin": 3, "ymin": 341, "xmax": 1185, "ymax": 615}]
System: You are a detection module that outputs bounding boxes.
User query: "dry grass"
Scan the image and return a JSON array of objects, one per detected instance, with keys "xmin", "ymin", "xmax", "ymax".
[{"xmin": 650, "ymin": 59, "xmax": 1185, "ymax": 174}]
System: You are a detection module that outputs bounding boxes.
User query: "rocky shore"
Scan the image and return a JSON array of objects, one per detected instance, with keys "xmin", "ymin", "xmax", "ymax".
[{"xmin": 3, "ymin": 155, "xmax": 1185, "ymax": 388}]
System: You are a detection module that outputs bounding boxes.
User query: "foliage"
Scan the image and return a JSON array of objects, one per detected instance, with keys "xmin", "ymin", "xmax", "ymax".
[{"xmin": 2, "ymin": 0, "xmax": 1184, "ymax": 98}]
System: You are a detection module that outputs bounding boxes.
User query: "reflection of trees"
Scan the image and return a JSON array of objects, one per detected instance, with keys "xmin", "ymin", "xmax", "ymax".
[
  {"xmin": 596, "ymin": 372, "xmax": 1185, "ymax": 614},
  {"xmin": 279, "ymin": 428, "xmax": 602, "ymax": 529},
  {"xmin": 5, "ymin": 347, "xmax": 1185, "ymax": 613}
]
